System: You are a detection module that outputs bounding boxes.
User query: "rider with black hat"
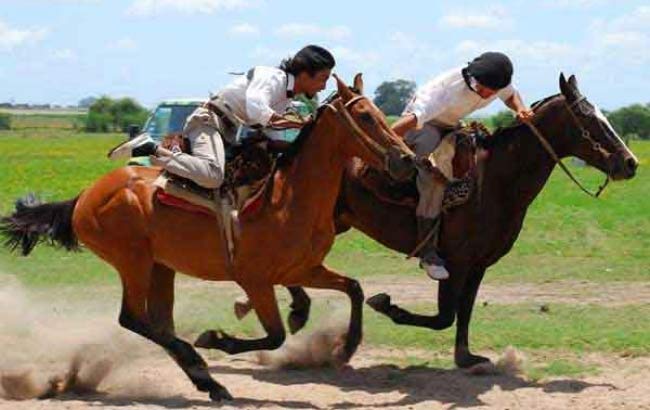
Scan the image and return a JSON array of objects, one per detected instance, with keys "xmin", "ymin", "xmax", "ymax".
[{"xmin": 392, "ymin": 51, "xmax": 534, "ymax": 281}]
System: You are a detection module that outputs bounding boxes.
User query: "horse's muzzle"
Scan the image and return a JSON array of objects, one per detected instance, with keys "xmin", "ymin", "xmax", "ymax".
[
  {"xmin": 609, "ymin": 151, "xmax": 639, "ymax": 180},
  {"xmin": 386, "ymin": 147, "xmax": 416, "ymax": 181}
]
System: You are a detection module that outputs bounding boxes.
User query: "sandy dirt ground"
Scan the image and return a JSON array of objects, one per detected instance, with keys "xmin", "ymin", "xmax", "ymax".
[
  {"xmin": 362, "ymin": 276, "xmax": 650, "ymax": 307},
  {"xmin": 1, "ymin": 348, "xmax": 649, "ymax": 410},
  {"xmin": 1, "ymin": 277, "xmax": 649, "ymax": 409}
]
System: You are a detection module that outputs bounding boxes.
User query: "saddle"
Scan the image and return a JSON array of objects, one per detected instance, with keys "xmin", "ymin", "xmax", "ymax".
[
  {"xmin": 358, "ymin": 123, "xmax": 489, "ymax": 212},
  {"xmin": 155, "ymin": 133, "xmax": 275, "ymax": 220}
]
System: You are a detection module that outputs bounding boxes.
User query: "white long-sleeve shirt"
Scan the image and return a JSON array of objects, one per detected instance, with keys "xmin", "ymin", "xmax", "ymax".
[
  {"xmin": 213, "ymin": 66, "xmax": 295, "ymax": 128},
  {"xmin": 404, "ymin": 66, "xmax": 516, "ymax": 128}
]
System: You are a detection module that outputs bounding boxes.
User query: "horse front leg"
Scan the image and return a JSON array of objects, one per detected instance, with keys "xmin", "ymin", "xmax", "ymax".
[
  {"xmin": 298, "ymin": 265, "xmax": 364, "ymax": 364},
  {"xmin": 286, "ymin": 286, "xmax": 312, "ymax": 334},
  {"xmin": 366, "ymin": 279, "xmax": 458, "ymax": 330},
  {"xmin": 454, "ymin": 269, "xmax": 490, "ymax": 368}
]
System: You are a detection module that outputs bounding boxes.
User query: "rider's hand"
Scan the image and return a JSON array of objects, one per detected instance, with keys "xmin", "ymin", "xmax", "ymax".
[{"xmin": 516, "ymin": 108, "xmax": 534, "ymax": 123}]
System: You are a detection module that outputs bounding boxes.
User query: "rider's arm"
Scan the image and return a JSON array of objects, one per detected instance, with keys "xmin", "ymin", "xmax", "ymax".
[
  {"xmin": 393, "ymin": 83, "xmax": 449, "ymax": 137},
  {"xmin": 246, "ymin": 71, "xmax": 305, "ymax": 129},
  {"xmin": 501, "ymin": 85, "xmax": 534, "ymax": 122},
  {"xmin": 391, "ymin": 114, "xmax": 417, "ymax": 137},
  {"xmin": 245, "ymin": 71, "xmax": 283, "ymax": 127}
]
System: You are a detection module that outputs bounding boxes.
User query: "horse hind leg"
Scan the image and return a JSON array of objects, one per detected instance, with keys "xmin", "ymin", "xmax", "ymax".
[
  {"xmin": 232, "ymin": 286, "xmax": 312, "ymax": 335},
  {"xmin": 195, "ymin": 285, "xmax": 286, "ymax": 354},
  {"xmin": 116, "ymin": 255, "xmax": 232, "ymax": 401}
]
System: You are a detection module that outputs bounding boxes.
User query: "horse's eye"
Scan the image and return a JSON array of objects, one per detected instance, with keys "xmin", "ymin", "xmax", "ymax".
[{"xmin": 360, "ymin": 112, "xmax": 374, "ymax": 124}]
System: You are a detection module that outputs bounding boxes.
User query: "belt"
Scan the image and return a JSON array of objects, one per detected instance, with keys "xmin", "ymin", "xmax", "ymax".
[{"xmin": 206, "ymin": 103, "xmax": 227, "ymax": 120}]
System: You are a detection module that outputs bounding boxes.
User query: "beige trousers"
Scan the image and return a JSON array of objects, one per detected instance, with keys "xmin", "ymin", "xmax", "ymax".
[
  {"xmin": 405, "ymin": 122, "xmax": 457, "ymax": 219},
  {"xmin": 152, "ymin": 106, "xmax": 226, "ymax": 189}
]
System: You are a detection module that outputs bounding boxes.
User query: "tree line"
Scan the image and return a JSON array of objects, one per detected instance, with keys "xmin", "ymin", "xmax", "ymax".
[
  {"xmin": 2, "ymin": 84, "xmax": 648, "ymax": 139},
  {"xmin": 83, "ymin": 96, "xmax": 149, "ymax": 133},
  {"xmin": 373, "ymin": 79, "xmax": 650, "ymax": 139}
]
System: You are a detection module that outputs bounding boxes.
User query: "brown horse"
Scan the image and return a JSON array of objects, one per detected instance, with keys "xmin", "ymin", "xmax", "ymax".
[
  {"xmin": 273, "ymin": 73, "xmax": 639, "ymax": 369},
  {"xmin": 0, "ymin": 74, "xmax": 416, "ymax": 401}
]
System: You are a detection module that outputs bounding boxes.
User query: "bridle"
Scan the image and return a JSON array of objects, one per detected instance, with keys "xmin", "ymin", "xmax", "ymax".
[
  {"xmin": 526, "ymin": 95, "xmax": 611, "ymax": 198},
  {"xmin": 323, "ymin": 95, "xmax": 412, "ymax": 173}
]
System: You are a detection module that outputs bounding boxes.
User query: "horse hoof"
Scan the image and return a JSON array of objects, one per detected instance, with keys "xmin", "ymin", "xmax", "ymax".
[
  {"xmin": 194, "ymin": 330, "xmax": 217, "ymax": 349},
  {"xmin": 457, "ymin": 353, "xmax": 492, "ymax": 373},
  {"xmin": 366, "ymin": 293, "xmax": 391, "ymax": 312},
  {"xmin": 234, "ymin": 298, "xmax": 252, "ymax": 320},
  {"xmin": 288, "ymin": 311, "xmax": 309, "ymax": 334},
  {"xmin": 209, "ymin": 386, "xmax": 233, "ymax": 401}
]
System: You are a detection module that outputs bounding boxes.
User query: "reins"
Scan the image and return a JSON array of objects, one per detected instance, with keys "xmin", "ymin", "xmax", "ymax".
[
  {"xmin": 526, "ymin": 96, "xmax": 610, "ymax": 198},
  {"xmin": 324, "ymin": 96, "xmax": 396, "ymax": 173}
]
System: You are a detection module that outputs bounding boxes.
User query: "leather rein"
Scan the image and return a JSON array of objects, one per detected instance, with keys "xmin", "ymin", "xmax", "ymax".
[
  {"xmin": 526, "ymin": 96, "xmax": 610, "ymax": 198},
  {"xmin": 324, "ymin": 95, "xmax": 404, "ymax": 174}
]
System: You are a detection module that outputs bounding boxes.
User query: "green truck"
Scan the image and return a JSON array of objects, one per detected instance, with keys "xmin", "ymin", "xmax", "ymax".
[{"xmin": 127, "ymin": 98, "xmax": 312, "ymax": 166}]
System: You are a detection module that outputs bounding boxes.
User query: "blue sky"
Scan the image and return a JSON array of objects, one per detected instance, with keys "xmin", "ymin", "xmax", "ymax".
[{"xmin": 2, "ymin": 0, "xmax": 649, "ymax": 114}]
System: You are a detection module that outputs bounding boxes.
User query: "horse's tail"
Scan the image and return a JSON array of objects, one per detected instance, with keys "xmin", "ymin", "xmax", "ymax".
[{"xmin": 0, "ymin": 193, "xmax": 80, "ymax": 256}]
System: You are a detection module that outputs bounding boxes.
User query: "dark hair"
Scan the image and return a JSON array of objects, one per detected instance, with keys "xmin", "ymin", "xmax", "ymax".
[
  {"xmin": 467, "ymin": 51, "xmax": 513, "ymax": 90},
  {"xmin": 279, "ymin": 45, "xmax": 336, "ymax": 77}
]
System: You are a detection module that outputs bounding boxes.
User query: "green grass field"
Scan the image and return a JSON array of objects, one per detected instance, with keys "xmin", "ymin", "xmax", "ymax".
[
  {"xmin": 0, "ymin": 129, "xmax": 648, "ymax": 379},
  {"xmin": 1, "ymin": 111, "xmax": 86, "ymax": 130}
]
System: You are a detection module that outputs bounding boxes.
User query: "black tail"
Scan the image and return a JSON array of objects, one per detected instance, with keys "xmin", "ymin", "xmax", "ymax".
[{"xmin": 0, "ymin": 193, "xmax": 80, "ymax": 256}]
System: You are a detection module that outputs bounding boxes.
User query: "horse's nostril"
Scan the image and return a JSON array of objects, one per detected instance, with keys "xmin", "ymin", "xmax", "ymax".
[{"xmin": 626, "ymin": 157, "xmax": 639, "ymax": 173}]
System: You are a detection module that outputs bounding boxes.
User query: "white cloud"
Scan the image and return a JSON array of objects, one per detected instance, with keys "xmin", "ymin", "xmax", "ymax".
[
  {"xmin": 51, "ymin": 48, "xmax": 77, "ymax": 61},
  {"xmin": 249, "ymin": 45, "xmax": 293, "ymax": 65},
  {"xmin": 454, "ymin": 39, "xmax": 573, "ymax": 65},
  {"xmin": 229, "ymin": 23, "xmax": 259, "ymax": 36},
  {"xmin": 542, "ymin": 0, "xmax": 609, "ymax": 7},
  {"xmin": 126, "ymin": 0, "xmax": 258, "ymax": 16},
  {"xmin": 0, "ymin": 20, "xmax": 48, "ymax": 52},
  {"xmin": 331, "ymin": 46, "xmax": 380, "ymax": 66},
  {"xmin": 601, "ymin": 31, "xmax": 648, "ymax": 47},
  {"xmin": 109, "ymin": 37, "xmax": 138, "ymax": 52},
  {"xmin": 587, "ymin": 6, "xmax": 650, "ymax": 65},
  {"xmin": 440, "ymin": 6, "xmax": 512, "ymax": 30},
  {"xmin": 274, "ymin": 23, "xmax": 350, "ymax": 40}
]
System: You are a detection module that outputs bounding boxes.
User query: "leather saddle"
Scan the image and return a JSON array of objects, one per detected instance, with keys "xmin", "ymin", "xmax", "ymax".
[
  {"xmin": 155, "ymin": 134, "xmax": 275, "ymax": 220},
  {"xmin": 357, "ymin": 123, "xmax": 489, "ymax": 212}
]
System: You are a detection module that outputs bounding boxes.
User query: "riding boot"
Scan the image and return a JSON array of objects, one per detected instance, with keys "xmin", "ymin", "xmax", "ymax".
[{"xmin": 416, "ymin": 216, "xmax": 449, "ymax": 280}]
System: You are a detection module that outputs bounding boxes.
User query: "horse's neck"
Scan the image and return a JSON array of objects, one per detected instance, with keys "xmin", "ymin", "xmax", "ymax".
[
  {"xmin": 275, "ymin": 116, "xmax": 346, "ymax": 223},
  {"xmin": 481, "ymin": 101, "xmax": 567, "ymax": 212}
]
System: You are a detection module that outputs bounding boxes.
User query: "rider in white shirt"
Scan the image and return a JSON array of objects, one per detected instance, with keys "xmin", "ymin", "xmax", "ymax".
[
  {"xmin": 109, "ymin": 45, "xmax": 335, "ymax": 189},
  {"xmin": 391, "ymin": 52, "xmax": 534, "ymax": 280}
]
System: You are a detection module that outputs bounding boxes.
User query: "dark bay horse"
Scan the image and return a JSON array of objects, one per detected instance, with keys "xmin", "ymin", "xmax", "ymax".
[
  {"xmin": 271, "ymin": 73, "xmax": 639, "ymax": 369},
  {"xmin": 0, "ymin": 75, "xmax": 415, "ymax": 401}
]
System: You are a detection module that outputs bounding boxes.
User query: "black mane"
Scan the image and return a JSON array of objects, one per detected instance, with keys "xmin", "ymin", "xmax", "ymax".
[{"xmin": 481, "ymin": 93, "xmax": 561, "ymax": 149}]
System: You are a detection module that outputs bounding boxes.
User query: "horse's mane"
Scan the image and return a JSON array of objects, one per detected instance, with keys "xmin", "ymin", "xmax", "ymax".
[
  {"xmin": 276, "ymin": 88, "xmax": 361, "ymax": 170},
  {"xmin": 481, "ymin": 93, "xmax": 561, "ymax": 149},
  {"xmin": 276, "ymin": 104, "xmax": 326, "ymax": 170}
]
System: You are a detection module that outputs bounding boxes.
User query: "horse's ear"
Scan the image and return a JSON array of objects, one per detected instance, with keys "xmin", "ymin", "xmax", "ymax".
[
  {"xmin": 568, "ymin": 74, "xmax": 580, "ymax": 93},
  {"xmin": 333, "ymin": 73, "xmax": 354, "ymax": 101},
  {"xmin": 559, "ymin": 72, "xmax": 573, "ymax": 100},
  {"xmin": 353, "ymin": 73, "xmax": 364, "ymax": 94}
]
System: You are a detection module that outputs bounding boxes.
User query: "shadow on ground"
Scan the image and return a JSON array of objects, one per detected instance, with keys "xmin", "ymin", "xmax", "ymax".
[
  {"xmin": 208, "ymin": 362, "xmax": 616, "ymax": 409},
  {"xmin": 28, "ymin": 361, "xmax": 615, "ymax": 409}
]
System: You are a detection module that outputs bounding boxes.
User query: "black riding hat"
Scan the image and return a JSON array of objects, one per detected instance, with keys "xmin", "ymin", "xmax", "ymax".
[{"xmin": 466, "ymin": 51, "xmax": 513, "ymax": 90}]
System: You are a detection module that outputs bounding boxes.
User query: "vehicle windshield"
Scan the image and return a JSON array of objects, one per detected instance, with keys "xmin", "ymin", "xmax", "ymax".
[{"xmin": 143, "ymin": 104, "xmax": 198, "ymax": 141}]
